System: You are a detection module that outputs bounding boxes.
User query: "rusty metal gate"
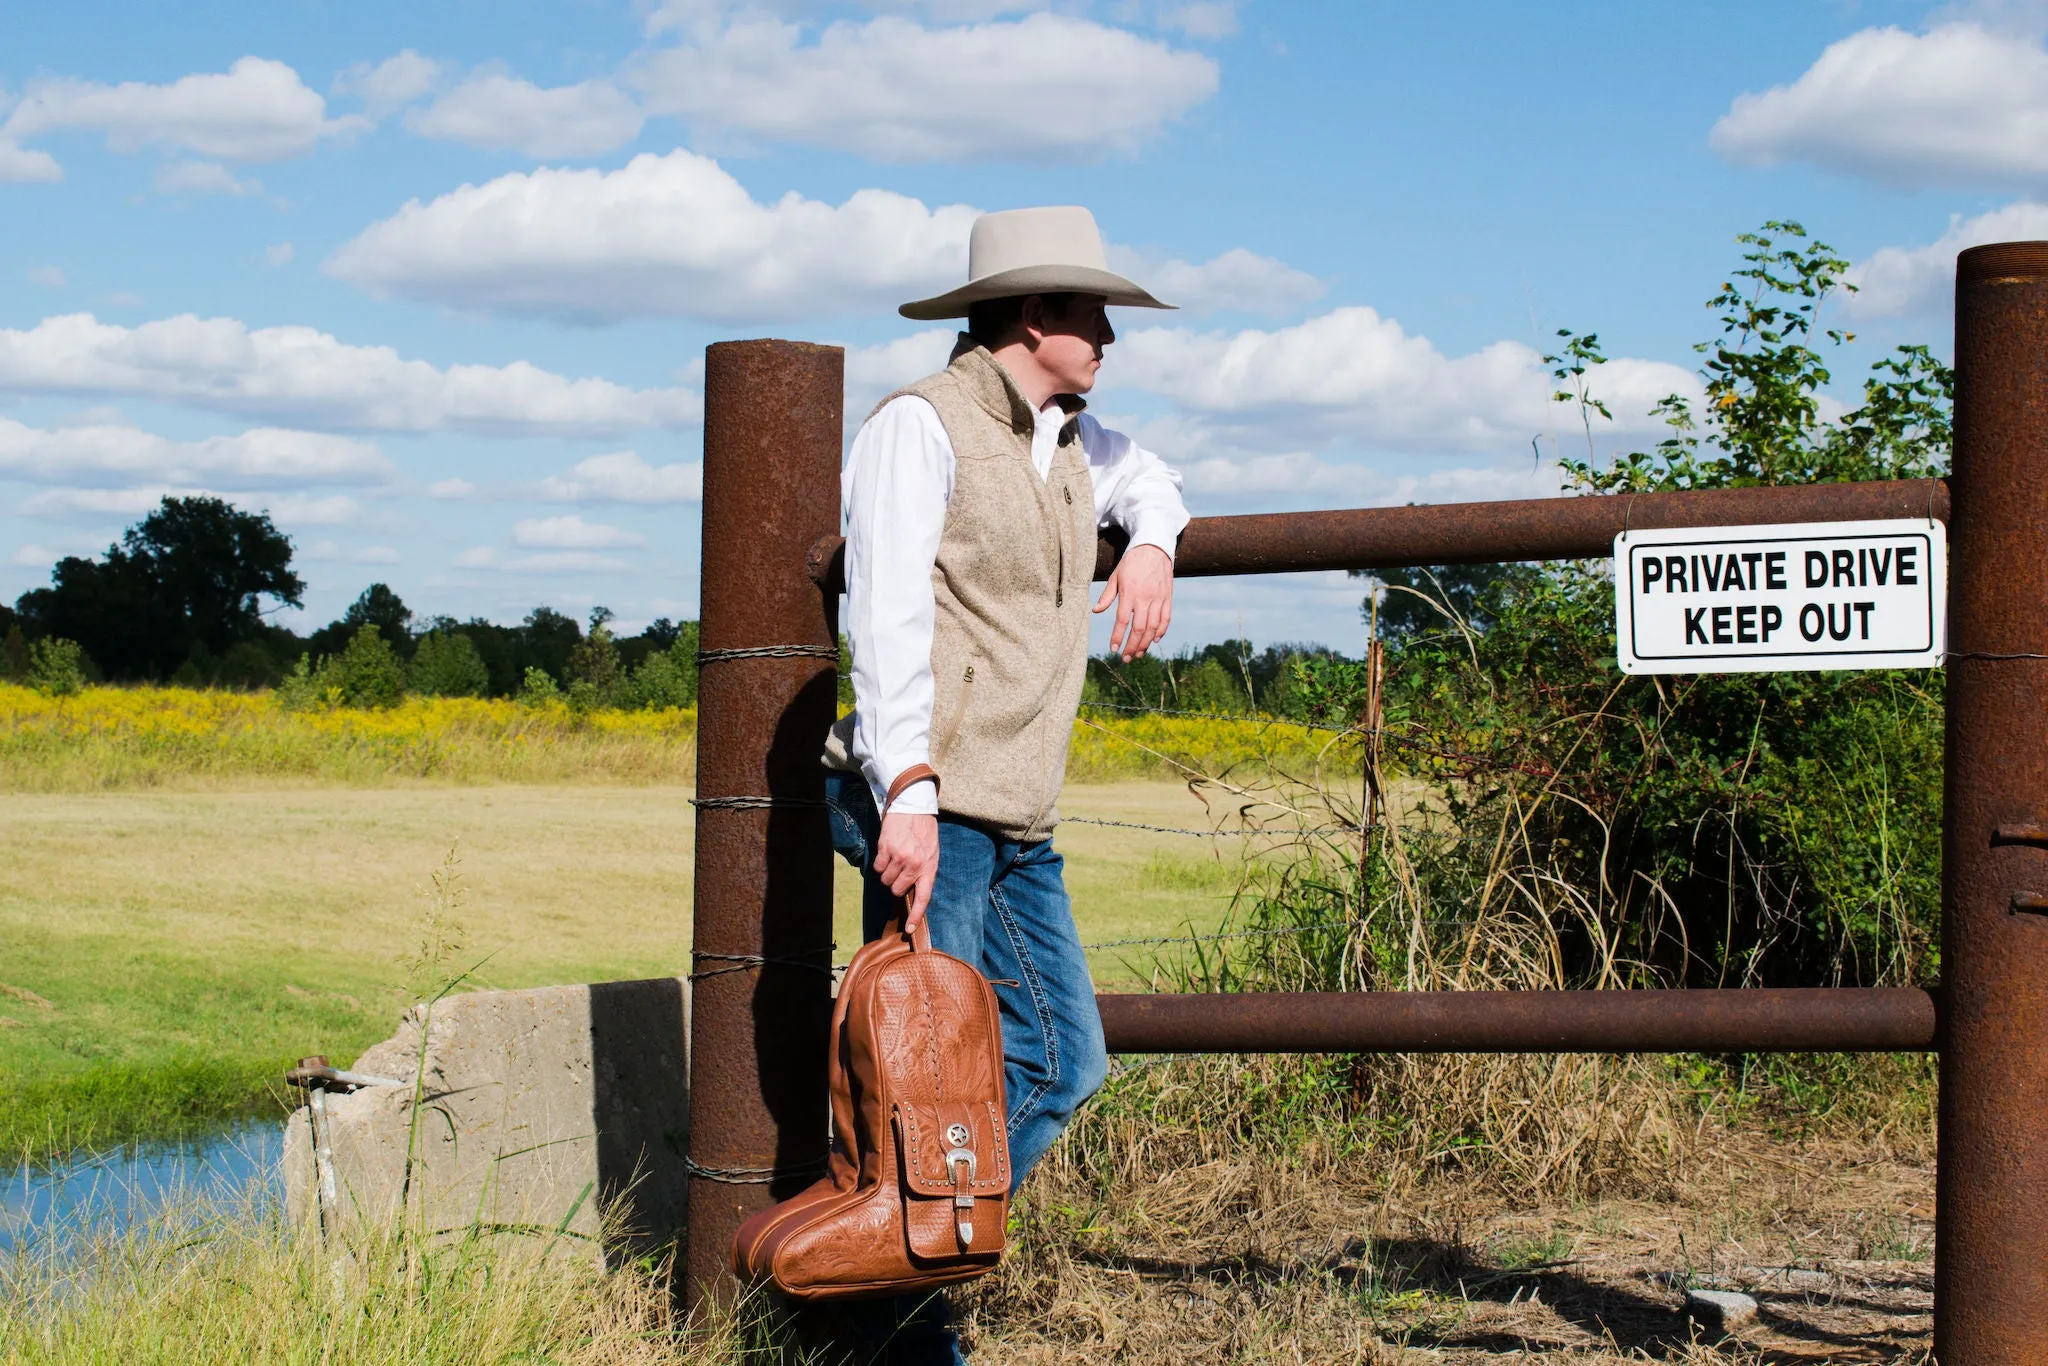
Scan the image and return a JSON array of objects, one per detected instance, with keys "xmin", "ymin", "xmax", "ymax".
[{"xmin": 681, "ymin": 242, "xmax": 2048, "ymax": 1360}]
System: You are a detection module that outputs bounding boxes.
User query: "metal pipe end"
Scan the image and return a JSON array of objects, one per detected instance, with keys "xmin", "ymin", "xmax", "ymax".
[{"xmin": 1957, "ymin": 240, "xmax": 2048, "ymax": 284}]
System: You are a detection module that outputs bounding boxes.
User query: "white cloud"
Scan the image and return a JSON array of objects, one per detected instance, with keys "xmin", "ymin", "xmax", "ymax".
[
  {"xmin": 454, "ymin": 546, "xmax": 630, "ymax": 574},
  {"xmin": 428, "ymin": 477, "xmax": 477, "ymax": 499},
  {"xmin": 27, "ymin": 265, "xmax": 67, "ymax": 288},
  {"xmin": 1111, "ymin": 307, "xmax": 1700, "ymax": 456},
  {"xmin": 1847, "ymin": 200, "xmax": 2048, "ymax": 318},
  {"xmin": 631, "ymin": 11, "xmax": 1216, "ymax": 161},
  {"xmin": 306, "ymin": 540, "xmax": 401, "ymax": 564},
  {"xmin": 536, "ymin": 450, "xmax": 703, "ymax": 503},
  {"xmin": 0, "ymin": 313, "xmax": 700, "ymax": 435},
  {"xmin": 512, "ymin": 514, "xmax": 647, "ymax": 549},
  {"xmin": 2, "ymin": 57, "xmax": 362, "ymax": 168},
  {"xmin": 1158, "ymin": 3, "xmax": 1239, "ymax": 39},
  {"xmin": 252, "ymin": 493, "xmax": 361, "ymax": 525},
  {"xmin": 333, "ymin": 50, "xmax": 442, "ymax": 115},
  {"xmin": 266, "ymin": 242, "xmax": 295, "ymax": 267},
  {"xmin": 104, "ymin": 292, "xmax": 145, "ymax": 308},
  {"xmin": 153, "ymin": 159, "xmax": 261, "ymax": 197},
  {"xmin": 0, "ymin": 416, "xmax": 390, "ymax": 487},
  {"xmin": 644, "ymin": 0, "xmax": 1046, "ymax": 27},
  {"xmin": 20, "ymin": 486, "xmax": 361, "ymax": 525},
  {"xmin": 1712, "ymin": 23, "xmax": 2048, "ymax": 186},
  {"xmin": 1107, "ymin": 244, "xmax": 1323, "ymax": 315},
  {"xmin": 0, "ymin": 140, "xmax": 61, "ymax": 183},
  {"xmin": 327, "ymin": 150, "xmax": 1318, "ymax": 326},
  {"xmin": 20, "ymin": 487, "xmax": 171, "ymax": 519},
  {"xmin": 410, "ymin": 73, "xmax": 644, "ymax": 158},
  {"xmin": 1175, "ymin": 451, "xmax": 1565, "ymax": 505},
  {"xmin": 327, "ymin": 149, "xmax": 977, "ymax": 322},
  {"xmin": 844, "ymin": 328, "xmax": 956, "ymax": 415}
]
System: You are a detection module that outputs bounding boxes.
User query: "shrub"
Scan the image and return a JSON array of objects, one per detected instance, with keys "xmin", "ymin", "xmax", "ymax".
[
  {"xmin": 566, "ymin": 616, "xmax": 626, "ymax": 711},
  {"xmin": 517, "ymin": 665, "xmax": 562, "ymax": 708},
  {"xmin": 335, "ymin": 625, "xmax": 407, "ymax": 709},
  {"xmin": 25, "ymin": 637, "xmax": 89, "ymax": 696},
  {"xmin": 409, "ymin": 630, "xmax": 491, "ymax": 698},
  {"xmin": 629, "ymin": 639, "xmax": 698, "ymax": 709},
  {"xmin": 274, "ymin": 653, "xmax": 338, "ymax": 711}
]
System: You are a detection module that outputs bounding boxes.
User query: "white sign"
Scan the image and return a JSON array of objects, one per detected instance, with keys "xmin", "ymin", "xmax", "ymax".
[{"xmin": 1615, "ymin": 519, "xmax": 1946, "ymax": 675}]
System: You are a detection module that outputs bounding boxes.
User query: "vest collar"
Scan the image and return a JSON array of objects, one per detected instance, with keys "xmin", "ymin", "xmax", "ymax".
[{"xmin": 946, "ymin": 335, "xmax": 1087, "ymax": 436}]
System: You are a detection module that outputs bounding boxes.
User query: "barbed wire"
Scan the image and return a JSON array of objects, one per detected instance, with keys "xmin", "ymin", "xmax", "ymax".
[
  {"xmin": 1061, "ymin": 814, "xmax": 1371, "ymax": 839},
  {"xmin": 1079, "ymin": 699, "xmax": 1348, "ymax": 732},
  {"xmin": 1079, "ymin": 917, "xmax": 1497, "ymax": 955}
]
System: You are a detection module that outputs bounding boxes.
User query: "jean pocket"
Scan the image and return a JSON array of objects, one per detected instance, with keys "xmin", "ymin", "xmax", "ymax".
[
  {"xmin": 823, "ymin": 774, "xmax": 873, "ymax": 869},
  {"xmin": 824, "ymin": 799, "xmax": 865, "ymax": 868}
]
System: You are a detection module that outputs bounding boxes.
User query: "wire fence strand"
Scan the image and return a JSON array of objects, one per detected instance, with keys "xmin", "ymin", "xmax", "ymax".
[{"xmin": 1061, "ymin": 815, "xmax": 1372, "ymax": 839}]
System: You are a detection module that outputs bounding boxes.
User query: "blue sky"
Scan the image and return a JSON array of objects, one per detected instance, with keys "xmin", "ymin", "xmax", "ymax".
[{"xmin": 2, "ymin": 0, "xmax": 2037, "ymax": 651}]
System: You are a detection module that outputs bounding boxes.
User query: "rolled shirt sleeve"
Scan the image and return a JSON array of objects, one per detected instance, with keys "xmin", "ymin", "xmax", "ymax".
[{"xmin": 1076, "ymin": 412, "xmax": 1190, "ymax": 558}]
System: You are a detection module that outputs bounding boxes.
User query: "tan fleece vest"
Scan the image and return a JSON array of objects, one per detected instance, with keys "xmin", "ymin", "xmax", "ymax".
[{"xmin": 829, "ymin": 343, "xmax": 1096, "ymax": 842}]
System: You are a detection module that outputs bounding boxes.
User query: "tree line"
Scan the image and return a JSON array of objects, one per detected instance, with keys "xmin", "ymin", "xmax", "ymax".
[{"xmin": 0, "ymin": 496, "xmax": 702, "ymax": 708}]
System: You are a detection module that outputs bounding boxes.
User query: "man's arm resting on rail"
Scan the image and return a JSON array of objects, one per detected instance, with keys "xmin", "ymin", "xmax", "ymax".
[{"xmin": 1083, "ymin": 414, "xmax": 1188, "ymax": 662}]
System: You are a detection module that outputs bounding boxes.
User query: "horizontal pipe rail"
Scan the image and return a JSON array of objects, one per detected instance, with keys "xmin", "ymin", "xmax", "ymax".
[
  {"xmin": 806, "ymin": 477, "xmax": 1949, "ymax": 593},
  {"xmin": 1095, "ymin": 988, "xmax": 1939, "ymax": 1054}
]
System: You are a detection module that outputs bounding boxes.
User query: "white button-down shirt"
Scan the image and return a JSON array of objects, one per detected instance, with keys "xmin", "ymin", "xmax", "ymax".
[{"xmin": 842, "ymin": 391, "xmax": 1190, "ymax": 816}]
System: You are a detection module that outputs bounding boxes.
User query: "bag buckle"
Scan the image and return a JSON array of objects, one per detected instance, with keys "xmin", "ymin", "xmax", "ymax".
[{"xmin": 945, "ymin": 1146, "xmax": 978, "ymax": 1244}]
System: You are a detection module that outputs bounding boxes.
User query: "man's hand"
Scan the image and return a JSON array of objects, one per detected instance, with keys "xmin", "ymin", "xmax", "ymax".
[
  {"xmin": 1092, "ymin": 543, "xmax": 1174, "ymax": 661},
  {"xmin": 874, "ymin": 811, "xmax": 939, "ymax": 930}
]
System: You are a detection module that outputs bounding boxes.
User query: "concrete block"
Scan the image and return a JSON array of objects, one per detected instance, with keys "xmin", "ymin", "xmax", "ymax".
[
  {"xmin": 1687, "ymin": 1287, "xmax": 1759, "ymax": 1333},
  {"xmin": 284, "ymin": 977, "xmax": 690, "ymax": 1264}
]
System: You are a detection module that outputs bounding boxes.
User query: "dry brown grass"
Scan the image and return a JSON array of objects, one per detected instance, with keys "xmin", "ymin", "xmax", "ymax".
[{"xmin": 963, "ymin": 1124, "xmax": 1936, "ymax": 1363}]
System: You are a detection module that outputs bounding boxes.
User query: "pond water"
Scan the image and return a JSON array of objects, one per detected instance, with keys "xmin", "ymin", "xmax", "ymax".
[{"xmin": 0, "ymin": 1121, "xmax": 283, "ymax": 1256}]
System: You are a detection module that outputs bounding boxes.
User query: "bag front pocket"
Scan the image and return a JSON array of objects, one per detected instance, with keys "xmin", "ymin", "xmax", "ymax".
[{"xmin": 895, "ymin": 1101, "xmax": 1006, "ymax": 1261}]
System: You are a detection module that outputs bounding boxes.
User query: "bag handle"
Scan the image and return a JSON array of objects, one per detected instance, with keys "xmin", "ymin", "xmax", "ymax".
[{"xmin": 882, "ymin": 902, "xmax": 933, "ymax": 955}]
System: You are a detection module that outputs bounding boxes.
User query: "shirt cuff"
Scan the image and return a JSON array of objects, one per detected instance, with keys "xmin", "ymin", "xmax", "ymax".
[
  {"xmin": 1123, "ymin": 509, "xmax": 1186, "ymax": 559},
  {"xmin": 876, "ymin": 774, "xmax": 939, "ymax": 817}
]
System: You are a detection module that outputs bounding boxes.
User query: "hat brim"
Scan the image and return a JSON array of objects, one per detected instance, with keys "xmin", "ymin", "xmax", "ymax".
[{"xmin": 899, "ymin": 265, "xmax": 1176, "ymax": 321}]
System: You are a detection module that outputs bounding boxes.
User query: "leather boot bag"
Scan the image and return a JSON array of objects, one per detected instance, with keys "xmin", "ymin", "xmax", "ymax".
[{"xmin": 732, "ymin": 914, "xmax": 1010, "ymax": 1301}]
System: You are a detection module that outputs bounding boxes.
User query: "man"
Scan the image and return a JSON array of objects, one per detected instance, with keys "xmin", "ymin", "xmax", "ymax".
[{"xmin": 821, "ymin": 205, "xmax": 1189, "ymax": 1363}]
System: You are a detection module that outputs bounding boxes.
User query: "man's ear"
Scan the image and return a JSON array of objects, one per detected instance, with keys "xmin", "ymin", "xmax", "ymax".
[{"xmin": 1017, "ymin": 295, "xmax": 1048, "ymax": 349}]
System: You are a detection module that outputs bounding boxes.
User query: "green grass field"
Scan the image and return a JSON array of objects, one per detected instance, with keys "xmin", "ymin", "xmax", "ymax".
[{"xmin": 0, "ymin": 779, "xmax": 1249, "ymax": 1161}]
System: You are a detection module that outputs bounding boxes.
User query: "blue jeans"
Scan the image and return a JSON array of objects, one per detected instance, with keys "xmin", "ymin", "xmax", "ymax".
[{"xmin": 823, "ymin": 769, "xmax": 1108, "ymax": 1366}]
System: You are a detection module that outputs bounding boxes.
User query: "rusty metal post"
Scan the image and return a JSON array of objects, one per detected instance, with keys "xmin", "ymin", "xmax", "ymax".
[
  {"xmin": 1939, "ymin": 242, "xmax": 2048, "ymax": 1362},
  {"xmin": 684, "ymin": 340, "xmax": 843, "ymax": 1308}
]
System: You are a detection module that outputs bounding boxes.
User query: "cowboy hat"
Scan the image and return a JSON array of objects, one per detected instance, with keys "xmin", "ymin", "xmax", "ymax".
[{"xmin": 899, "ymin": 206, "xmax": 1176, "ymax": 321}]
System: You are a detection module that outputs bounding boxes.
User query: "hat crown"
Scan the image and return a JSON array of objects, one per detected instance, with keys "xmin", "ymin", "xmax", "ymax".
[{"xmin": 967, "ymin": 206, "xmax": 1108, "ymax": 284}]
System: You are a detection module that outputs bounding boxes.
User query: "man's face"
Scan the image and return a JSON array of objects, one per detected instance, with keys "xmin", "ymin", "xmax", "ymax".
[{"xmin": 1028, "ymin": 294, "xmax": 1115, "ymax": 395}]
